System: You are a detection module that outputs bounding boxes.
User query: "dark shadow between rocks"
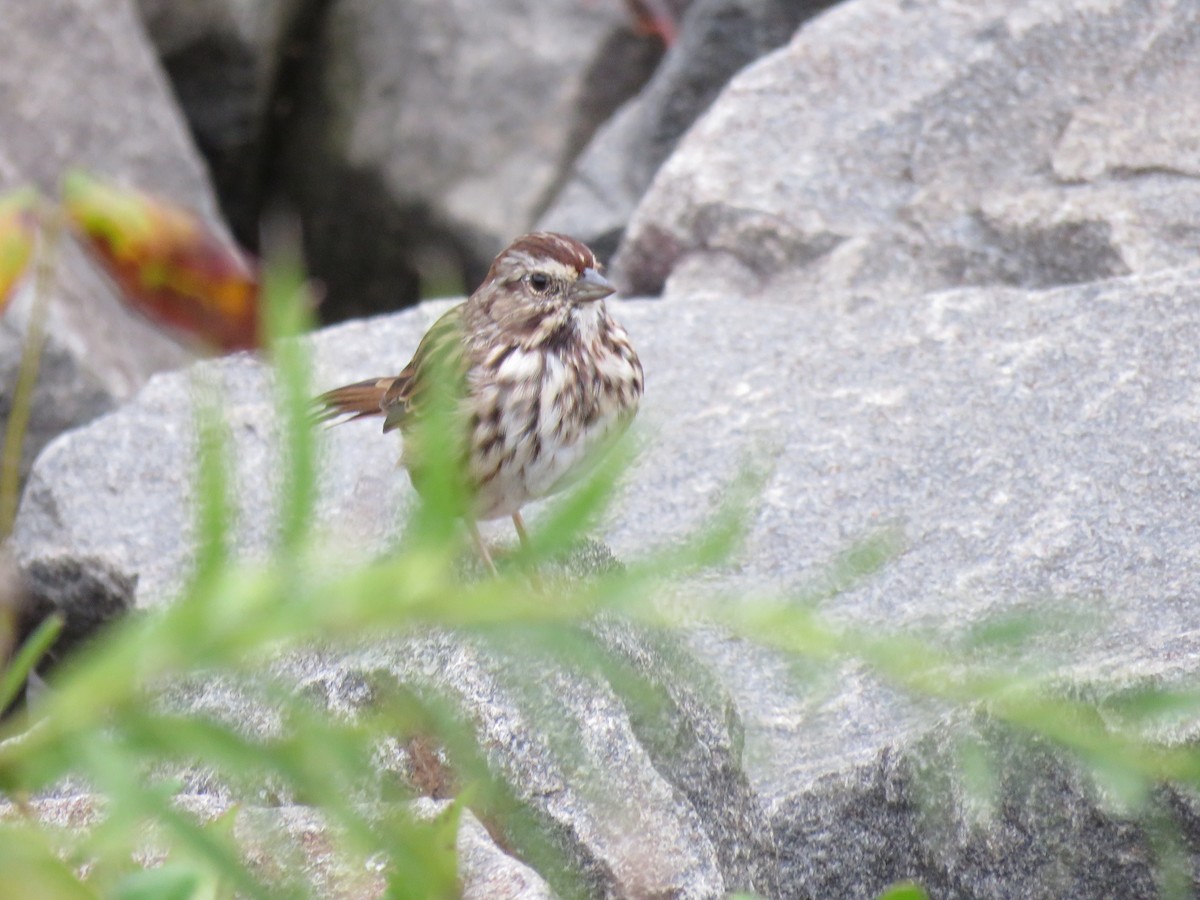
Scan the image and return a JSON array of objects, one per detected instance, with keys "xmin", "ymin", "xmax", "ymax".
[{"xmin": 2, "ymin": 555, "xmax": 136, "ymax": 720}]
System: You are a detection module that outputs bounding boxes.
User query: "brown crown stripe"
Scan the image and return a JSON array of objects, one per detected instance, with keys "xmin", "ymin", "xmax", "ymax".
[{"xmin": 492, "ymin": 232, "xmax": 597, "ymax": 276}]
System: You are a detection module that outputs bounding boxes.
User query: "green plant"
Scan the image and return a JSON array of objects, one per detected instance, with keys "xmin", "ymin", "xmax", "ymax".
[
  {"xmin": 0, "ymin": 222, "xmax": 1198, "ymax": 899},
  {"xmin": 0, "ymin": 239, "xmax": 749, "ymax": 896}
]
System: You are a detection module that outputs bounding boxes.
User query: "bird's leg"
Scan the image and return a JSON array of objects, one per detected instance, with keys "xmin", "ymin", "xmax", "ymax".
[
  {"xmin": 511, "ymin": 511, "xmax": 530, "ymax": 549},
  {"xmin": 467, "ymin": 519, "xmax": 498, "ymax": 576},
  {"xmin": 511, "ymin": 511, "xmax": 545, "ymax": 591}
]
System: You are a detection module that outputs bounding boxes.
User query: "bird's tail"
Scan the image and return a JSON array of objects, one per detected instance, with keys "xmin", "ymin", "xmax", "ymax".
[{"xmin": 315, "ymin": 377, "xmax": 396, "ymax": 424}]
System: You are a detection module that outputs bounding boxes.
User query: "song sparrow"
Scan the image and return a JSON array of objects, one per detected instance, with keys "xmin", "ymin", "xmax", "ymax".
[{"xmin": 318, "ymin": 232, "xmax": 643, "ymax": 572}]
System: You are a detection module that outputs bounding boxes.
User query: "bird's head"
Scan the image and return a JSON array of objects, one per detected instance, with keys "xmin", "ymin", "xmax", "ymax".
[{"xmin": 480, "ymin": 232, "xmax": 615, "ymax": 314}]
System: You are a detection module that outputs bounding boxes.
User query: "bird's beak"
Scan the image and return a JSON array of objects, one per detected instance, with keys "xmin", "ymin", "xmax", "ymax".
[{"xmin": 571, "ymin": 267, "xmax": 616, "ymax": 303}]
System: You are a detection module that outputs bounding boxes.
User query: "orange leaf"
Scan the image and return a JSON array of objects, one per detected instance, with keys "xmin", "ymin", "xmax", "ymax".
[
  {"xmin": 0, "ymin": 188, "xmax": 40, "ymax": 315},
  {"xmin": 62, "ymin": 171, "xmax": 261, "ymax": 352}
]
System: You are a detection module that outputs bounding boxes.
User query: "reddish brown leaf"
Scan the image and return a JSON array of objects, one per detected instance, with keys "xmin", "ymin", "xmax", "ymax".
[
  {"xmin": 625, "ymin": 0, "xmax": 679, "ymax": 45},
  {"xmin": 62, "ymin": 171, "xmax": 261, "ymax": 352}
]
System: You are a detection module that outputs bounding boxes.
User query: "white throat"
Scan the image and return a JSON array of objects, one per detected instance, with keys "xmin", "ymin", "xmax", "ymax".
[{"xmin": 571, "ymin": 300, "xmax": 606, "ymax": 339}]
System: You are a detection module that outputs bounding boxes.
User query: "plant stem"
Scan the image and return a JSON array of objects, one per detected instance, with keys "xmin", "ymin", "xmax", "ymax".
[{"xmin": 0, "ymin": 209, "xmax": 58, "ymax": 539}]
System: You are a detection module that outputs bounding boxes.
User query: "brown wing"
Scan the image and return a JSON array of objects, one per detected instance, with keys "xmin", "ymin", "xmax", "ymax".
[{"xmin": 316, "ymin": 304, "xmax": 467, "ymax": 433}]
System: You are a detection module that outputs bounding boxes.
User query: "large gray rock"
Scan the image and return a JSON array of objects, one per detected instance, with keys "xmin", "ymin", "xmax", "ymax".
[
  {"xmin": 11, "ymin": 301, "xmax": 766, "ymax": 898},
  {"xmin": 16, "ymin": 260, "xmax": 1200, "ymax": 894},
  {"xmin": 0, "ymin": 0, "xmax": 220, "ymax": 208},
  {"xmin": 14, "ymin": 1, "xmax": 1200, "ymax": 890},
  {"xmin": 0, "ymin": 0, "xmax": 228, "ymax": 471},
  {"xmin": 611, "ymin": 266, "xmax": 1200, "ymax": 892},
  {"xmin": 538, "ymin": 0, "xmax": 836, "ymax": 260},
  {"xmin": 615, "ymin": 0, "xmax": 1200, "ymax": 299},
  {"xmin": 0, "ymin": 238, "xmax": 199, "ymax": 480},
  {"xmin": 0, "ymin": 299, "xmax": 113, "ymax": 481},
  {"xmin": 770, "ymin": 718, "xmax": 1170, "ymax": 899},
  {"xmin": 276, "ymin": 0, "xmax": 654, "ymax": 320},
  {"xmin": 281, "ymin": 628, "xmax": 734, "ymax": 898},
  {"xmin": 416, "ymin": 798, "xmax": 559, "ymax": 900},
  {"xmin": 0, "ymin": 793, "xmax": 559, "ymax": 899}
]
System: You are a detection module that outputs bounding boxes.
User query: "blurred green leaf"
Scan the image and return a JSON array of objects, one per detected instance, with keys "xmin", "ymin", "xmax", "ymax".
[
  {"xmin": 0, "ymin": 614, "xmax": 62, "ymax": 714},
  {"xmin": 0, "ymin": 196, "xmax": 56, "ymax": 539},
  {"xmin": 877, "ymin": 882, "xmax": 929, "ymax": 900},
  {"xmin": 956, "ymin": 732, "xmax": 999, "ymax": 825},
  {"xmin": 0, "ymin": 823, "xmax": 96, "ymax": 899},
  {"xmin": 260, "ymin": 235, "xmax": 318, "ymax": 554},
  {"xmin": 382, "ymin": 802, "xmax": 461, "ymax": 900},
  {"xmin": 113, "ymin": 865, "xmax": 202, "ymax": 900},
  {"xmin": 188, "ymin": 379, "xmax": 233, "ymax": 601},
  {"xmin": 0, "ymin": 186, "xmax": 40, "ymax": 314}
]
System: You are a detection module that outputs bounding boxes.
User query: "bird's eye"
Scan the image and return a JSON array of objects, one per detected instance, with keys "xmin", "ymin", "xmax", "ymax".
[{"xmin": 528, "ymin": 272, "xmax": 551, "ymax": 293}]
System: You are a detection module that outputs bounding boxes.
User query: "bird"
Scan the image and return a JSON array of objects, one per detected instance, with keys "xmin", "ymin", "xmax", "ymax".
[{"xmin": 318, "ymin": 232, "xmax": 643, "ymax": 573}]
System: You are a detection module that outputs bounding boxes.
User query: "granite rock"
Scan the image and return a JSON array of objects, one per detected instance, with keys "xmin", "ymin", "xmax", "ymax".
[
  {"xmin": 11, "ymin": 302, "xmax": 763, "ymax": 897},
  {"xmin": 0, "ymin": 792, "xmax": 559, "ymax": 899},
  {"xmin": 539, "ymin": 0, "xmax": 836, "ymax": 261},
  {"xmin": 17, "ymin": 262, "xmax": 1200, "ymax": 893},
  {"xmin": 12, "ymin": 0, "xmax": 1200, "ymax": 893},
  {"xmin": 615, "ymin": 0, "xmax": 1200, "ymax": 301}
]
